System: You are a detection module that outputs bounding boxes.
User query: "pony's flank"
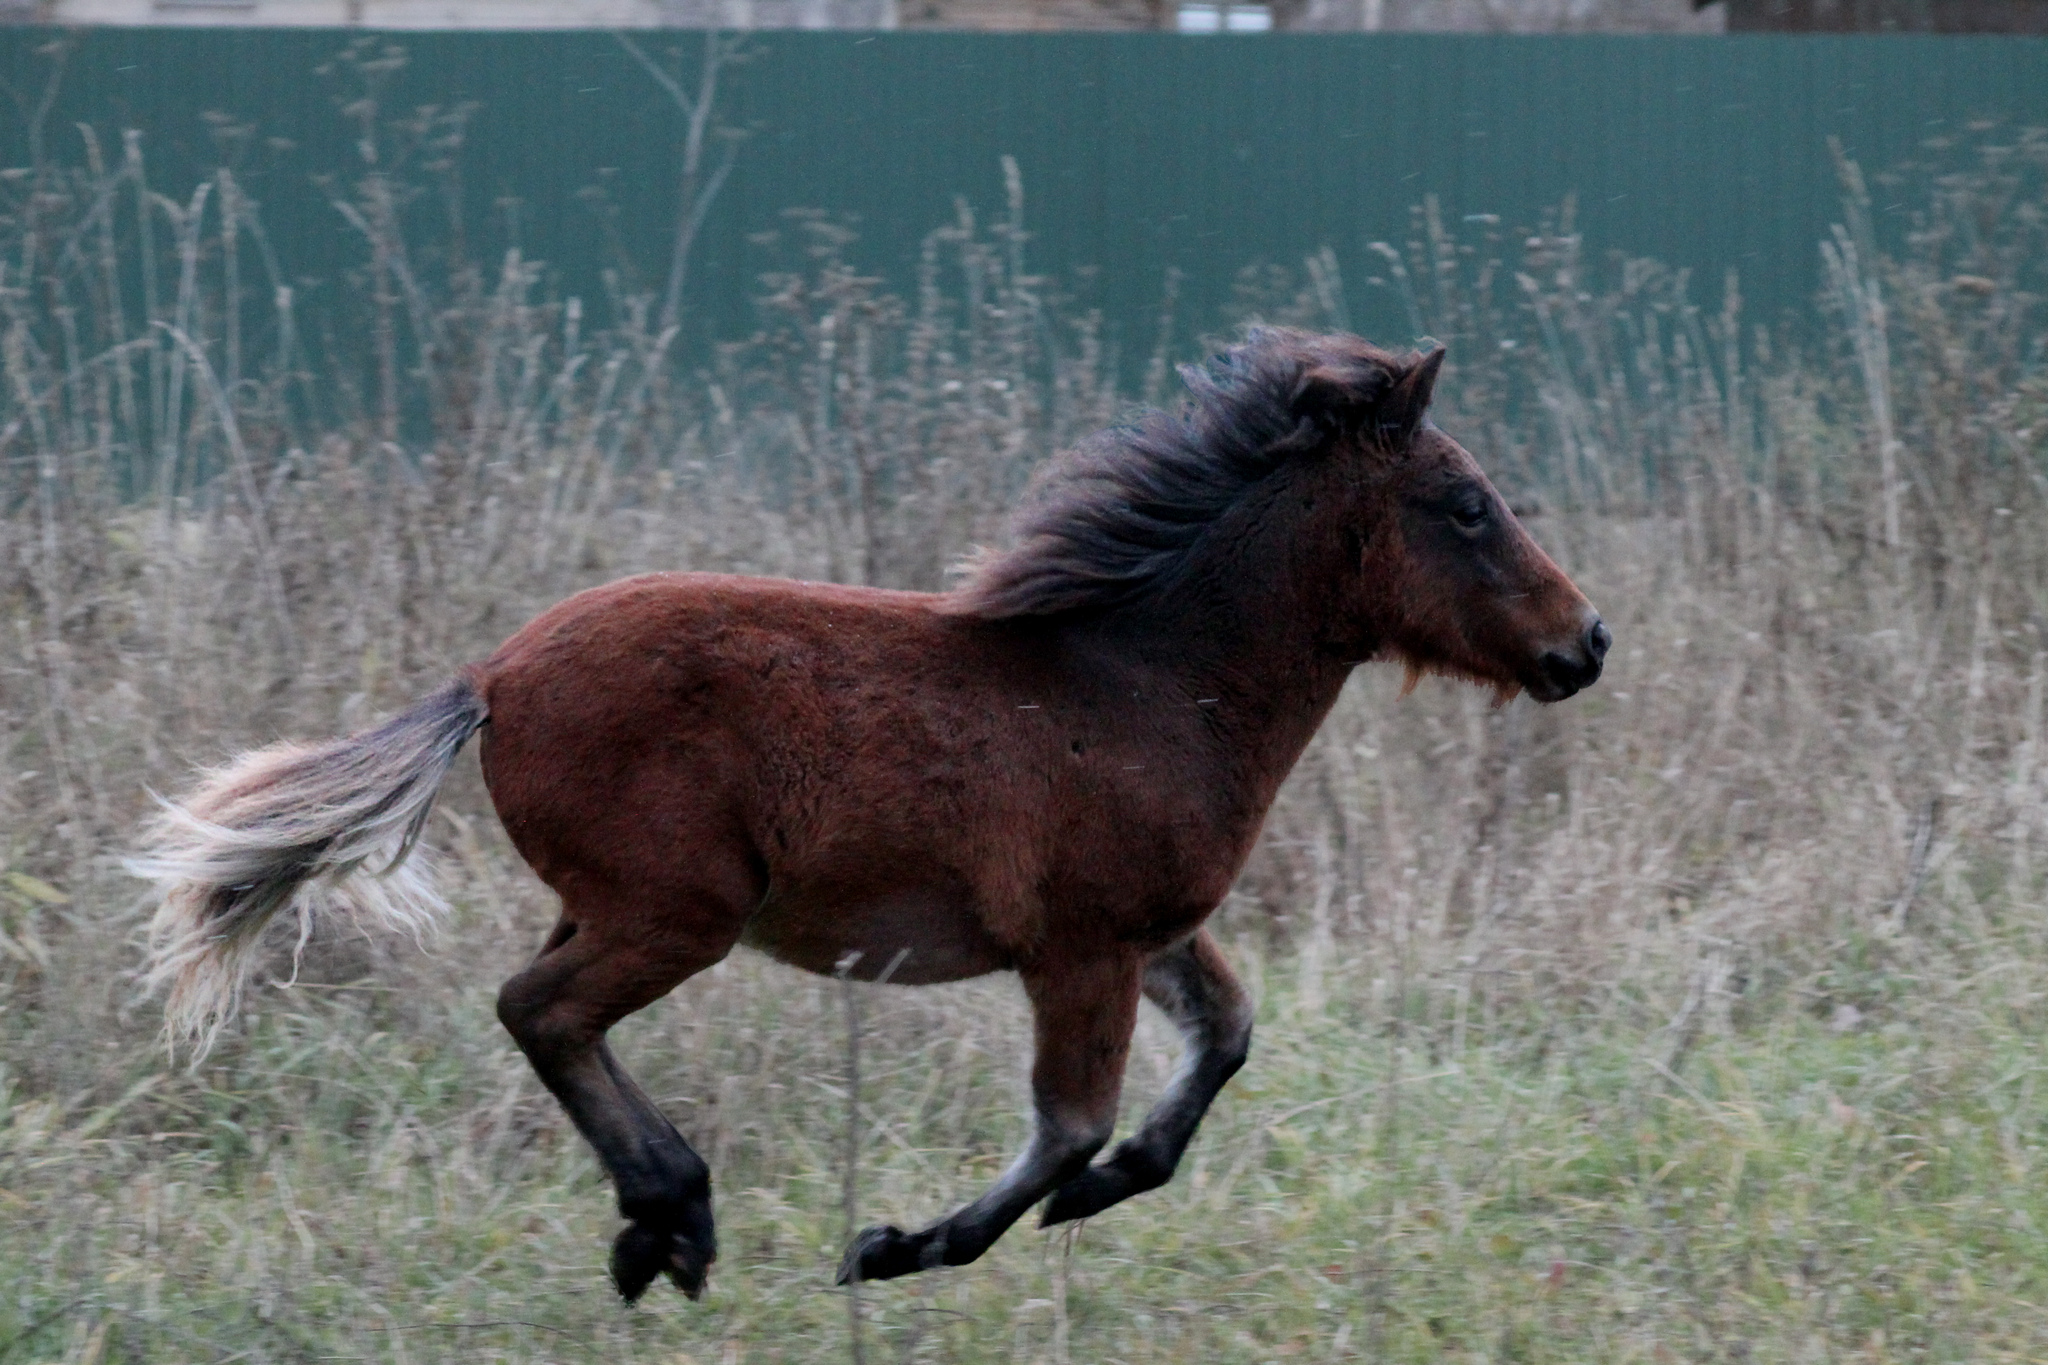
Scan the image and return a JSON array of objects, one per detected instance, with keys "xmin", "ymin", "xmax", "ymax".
[{"xmin": 132, "ymin": 677, "xmax": 489, "ymax": 1057}]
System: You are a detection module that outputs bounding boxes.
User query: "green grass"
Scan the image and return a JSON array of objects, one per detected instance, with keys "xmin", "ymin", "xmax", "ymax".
[{"xmin": 5, "ymin": 943, "xmax": 2046, "ymax": 1364}]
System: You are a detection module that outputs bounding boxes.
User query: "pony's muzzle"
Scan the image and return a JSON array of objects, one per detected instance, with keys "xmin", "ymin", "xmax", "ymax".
[{"xmin": 1532, "ymin": 614, "xmax": 1609, "ymax": 701}]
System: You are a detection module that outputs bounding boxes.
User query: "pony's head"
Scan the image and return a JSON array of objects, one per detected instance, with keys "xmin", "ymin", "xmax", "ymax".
[
  {"xmin": 1286, "ymin": 331, "xmax": 1608, "ymax": 702},
  {"xmin": 948, "ymin": 327, "xmax": 1607, "ymax": 704}
]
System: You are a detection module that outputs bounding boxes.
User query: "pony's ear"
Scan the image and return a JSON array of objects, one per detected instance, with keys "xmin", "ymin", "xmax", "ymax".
[
  {"xmin": 1290, "ymin": 355, "xmax": 1395, "ymax": 436},
  {"xmin": 1379, "ymin": 346, "xmax": 1446, "ymax": 446}
]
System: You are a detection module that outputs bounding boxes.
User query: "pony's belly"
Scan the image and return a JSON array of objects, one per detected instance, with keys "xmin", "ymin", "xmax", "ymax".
[{"xmin": 739, "ymin": 888, "xmax": 1011, "ymax": 984}]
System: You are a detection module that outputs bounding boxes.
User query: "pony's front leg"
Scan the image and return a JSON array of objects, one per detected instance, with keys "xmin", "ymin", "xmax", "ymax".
[
  {"xmin": 835, "ymin": 950, "xmax": 1142, "ymax": 1284},
  {"xmin": 1041, "ymin": 929, "xmax": 1254, "ymax": 1226}
]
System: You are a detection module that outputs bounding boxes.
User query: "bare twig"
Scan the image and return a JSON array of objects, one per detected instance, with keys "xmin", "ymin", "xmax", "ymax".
[
  {"xmin": 1889, "ymin": 796, "xmax": 1941, "ymax": 931},
  {"xmin": 615, "ymin": 32, "xmax": 747, "ymax": 336},
  {"xmin": 837, "ymin": 949, "xmax": 869, "ymax": 1365}
]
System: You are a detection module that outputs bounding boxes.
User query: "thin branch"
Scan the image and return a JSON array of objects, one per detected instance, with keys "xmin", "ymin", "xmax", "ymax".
[
  {"xmin": 615, "ymin": 32, "xmax": 748, "ymax": 337},
  {"xmin": 838, "ymin": 950, "xmax": 869, "ymax": 1365},
  {"xmin": 612, "ymin": 31, "xmax": 698, "ymax": 121},
  {"xmin": 662, "ymin": 134, "xmax": 739, "ymax": 336}
]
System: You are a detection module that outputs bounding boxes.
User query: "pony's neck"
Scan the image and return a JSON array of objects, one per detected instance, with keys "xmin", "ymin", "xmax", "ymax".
[{"xmin": 1104, "ymin": 500, "xmax": 1365, "ymax": 801}]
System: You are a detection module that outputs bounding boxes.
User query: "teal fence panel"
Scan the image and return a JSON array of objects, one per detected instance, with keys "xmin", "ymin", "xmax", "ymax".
[{"xmin": 4, "ymin": 31, "xmax": 2046, "ymax": 362}]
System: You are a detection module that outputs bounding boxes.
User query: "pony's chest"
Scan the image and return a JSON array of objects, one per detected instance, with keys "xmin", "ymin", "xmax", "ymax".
[{"xmin": 1039, "ymin": 788, "xmax": 1260, "ymax": 946}]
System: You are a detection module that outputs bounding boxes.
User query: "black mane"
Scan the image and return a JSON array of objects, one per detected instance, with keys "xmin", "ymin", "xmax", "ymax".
[{"xmin": 947, "ymin": 327, "xmax": 1418, "ymax": 620}]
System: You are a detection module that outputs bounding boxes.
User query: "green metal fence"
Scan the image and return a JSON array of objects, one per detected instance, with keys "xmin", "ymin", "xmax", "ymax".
[{"xmin": 4, "ymin": 30, "xmax": 2047, "ymax": 359}]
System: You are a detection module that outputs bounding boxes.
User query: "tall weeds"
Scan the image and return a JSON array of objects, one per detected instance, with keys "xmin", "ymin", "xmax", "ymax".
[{"xmin": 3, "ymin": 74, "xmax": 2046, "ymax": 1084}]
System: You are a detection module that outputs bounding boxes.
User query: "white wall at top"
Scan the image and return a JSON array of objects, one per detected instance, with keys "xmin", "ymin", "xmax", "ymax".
[
  {"xmin": 33, "ymin": 0, "xmax": 896, "ymax": 26},
  {"xmin": 1291, "ymin": 0, "xmax": 1721, "ymax": 30}
]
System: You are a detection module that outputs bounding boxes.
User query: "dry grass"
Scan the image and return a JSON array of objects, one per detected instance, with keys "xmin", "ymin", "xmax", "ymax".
[{"xmin": 3, "ymin": 80, "xmax": 2048, "ymax": 1362}]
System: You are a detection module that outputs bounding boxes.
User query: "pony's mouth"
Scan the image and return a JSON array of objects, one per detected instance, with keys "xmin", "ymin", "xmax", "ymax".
[
  {"xmin": 1388, "ymin": 615, "xmax": 1609, "ymax": 706},
  {"xmin": 1524, "ymin": 669, "xmax": 1589, "ymax": 703}
]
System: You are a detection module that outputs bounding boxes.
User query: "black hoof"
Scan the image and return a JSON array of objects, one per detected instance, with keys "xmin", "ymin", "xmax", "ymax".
[
  {"xmin": 612, "ymin": 1221, "xmax": 715, "ymax": 1303},
  {"xmin": 835, "ymin": 1223, "xmax": 949, "ymax": 1284}
]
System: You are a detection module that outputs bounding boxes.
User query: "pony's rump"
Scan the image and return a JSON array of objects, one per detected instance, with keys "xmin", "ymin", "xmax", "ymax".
[{"xmin": 132, "ymin": 676, "xmax": 489, "ymax": 1057}]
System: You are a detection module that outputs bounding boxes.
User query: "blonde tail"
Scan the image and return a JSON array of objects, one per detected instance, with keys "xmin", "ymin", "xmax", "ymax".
[{"xmin": 131, "ymin": 676, "xmax": 489, "ymax": 1057}]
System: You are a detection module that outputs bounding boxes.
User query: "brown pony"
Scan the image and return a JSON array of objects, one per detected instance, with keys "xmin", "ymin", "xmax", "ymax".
[{"xmin": 134, "ymin": 328, "xmax": 1606, "ymax": 1302}]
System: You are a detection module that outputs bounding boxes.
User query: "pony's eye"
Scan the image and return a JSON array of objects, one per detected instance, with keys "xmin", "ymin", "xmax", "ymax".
[{"xmin": 1451, "ymin": 502, "xmax": 1489, "ymax": 531}]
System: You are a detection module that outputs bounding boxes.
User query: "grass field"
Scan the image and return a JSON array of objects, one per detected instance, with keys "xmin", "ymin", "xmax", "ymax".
[
  {"xmin": 8, "ymin": 939, "xmax": 2048, "ymax": 1363},
  {"xmin": 4, "ymin": 96, "xmax": 2048, "ymax": 1362}
]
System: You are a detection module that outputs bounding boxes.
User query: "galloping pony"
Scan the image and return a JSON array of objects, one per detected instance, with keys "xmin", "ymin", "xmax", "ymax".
[{"xmin": 135, "ymin": 328, "xmax": 1607, "ymax": 1301}]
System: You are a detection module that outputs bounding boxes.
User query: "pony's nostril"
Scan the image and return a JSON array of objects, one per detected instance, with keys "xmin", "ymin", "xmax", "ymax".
[{"xmin": 1586, "ymin": 619, "xmax": 1612, "ymax": 661}]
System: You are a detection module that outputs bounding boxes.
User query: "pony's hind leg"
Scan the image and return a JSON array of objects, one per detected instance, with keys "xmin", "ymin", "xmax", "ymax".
[
  {"xmin": 836, "ymin": 950, "xmax": 1142, "ymax": 1284},
  {"xmin": 1040, "ymin": 929, "xmax": 1253, "ymax": 1227},
  {"xmin": 495, "ymin": 898, "xmax": 746, "ymax": 1303}
]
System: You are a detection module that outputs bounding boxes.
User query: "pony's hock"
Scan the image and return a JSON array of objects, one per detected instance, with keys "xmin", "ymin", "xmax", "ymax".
[{"xmin": 133, "ymin": 328, "xmax": 1607, "ymax": 1301}]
